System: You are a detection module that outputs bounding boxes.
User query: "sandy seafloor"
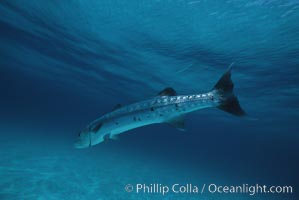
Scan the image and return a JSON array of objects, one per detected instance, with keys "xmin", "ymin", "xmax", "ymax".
[{"xmin": 0, "ymin": 135, "xmax": 290, "ymax": 200}]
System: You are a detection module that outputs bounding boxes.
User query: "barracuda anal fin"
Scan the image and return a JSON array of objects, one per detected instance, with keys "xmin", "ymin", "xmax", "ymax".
[{"xmin": 167, "ymin": 116, "xmax": 186, "ymax": 131}]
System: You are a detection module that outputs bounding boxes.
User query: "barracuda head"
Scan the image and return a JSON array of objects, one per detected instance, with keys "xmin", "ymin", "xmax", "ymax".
[
  {"xmin": 74, "ymin": 128, "xmax": 91, "ymax": 149},
  {"xmin": 74, "ymin": 121, "xmax": 105, "ymax": 149}
]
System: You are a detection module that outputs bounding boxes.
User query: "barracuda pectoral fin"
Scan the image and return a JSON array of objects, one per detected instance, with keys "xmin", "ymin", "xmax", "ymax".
[
  {"xmin": 109, "ymin": 134, "xmax": 119, "ymax": 140},
  {"xmin": 103, "ymin": 133, "xmax": 118, "ymax": 141},
  {"xmin": 103, "ymin": 134, "xmax": 110, "ymax": 141},
  {"xmin": 167, "ymin": 116, "xmax": 186, "ymax": 131},
  {"xmin": 158, "ymin": 87, "xmax": 177, "ymax": 96}
]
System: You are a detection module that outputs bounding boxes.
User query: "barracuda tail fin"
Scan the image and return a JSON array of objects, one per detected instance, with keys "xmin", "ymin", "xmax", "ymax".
[{"xmin": 213, "ymin": 64, "xmax": 246, "ymax": 117}]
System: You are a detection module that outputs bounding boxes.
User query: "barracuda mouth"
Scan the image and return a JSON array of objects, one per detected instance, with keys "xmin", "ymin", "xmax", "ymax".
[
  {"xmin": 74, "ymin": 138, "xmax": 90, "ymax": 149},
  {"xmin": 74, "ymin": 142, "xmax": 85, "ymax": 149}
]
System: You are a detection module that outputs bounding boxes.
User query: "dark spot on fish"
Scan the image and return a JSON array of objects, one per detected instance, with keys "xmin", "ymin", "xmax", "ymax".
[
  {"xmin": 150, "ymin": 107, "xmax": 154, "ymax": 111},
  {"xmin": 175, "ymin": 103, "xmax": 179, "ymax": 110},
  {"xmin": 211, "ymin": 96, "xmax": 214, "ymax": 101},
  {"xmin": 133, "ymin": 116, "xmax": 137, "ymax": 121},
  {"xmin": 115, "ymin": 122, "xmax": 119, "ymax": 125},
  {"xmin": 160, "ymin": 114, "xmax": 163, "ymax": 117},
  {"xmin": 138, "ymin": 118, "xmax": 142, "ymax": 121}
]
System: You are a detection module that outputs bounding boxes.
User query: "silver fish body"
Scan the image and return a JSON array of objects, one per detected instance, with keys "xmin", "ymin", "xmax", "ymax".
[{"xmin": 75, "ymin": 66, "xmax": 245, "ymax": 149}]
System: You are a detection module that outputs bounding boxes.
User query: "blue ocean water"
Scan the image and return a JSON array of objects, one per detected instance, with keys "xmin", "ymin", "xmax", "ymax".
[{"xmin": 0, "ymin": 0, "xmax": 298, "ymax": 199}]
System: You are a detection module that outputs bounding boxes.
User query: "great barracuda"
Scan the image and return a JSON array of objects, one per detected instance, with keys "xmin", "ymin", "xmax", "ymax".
[{"xmin": 74, "ymin": 65, "xmax": 246, "ymax": 149}]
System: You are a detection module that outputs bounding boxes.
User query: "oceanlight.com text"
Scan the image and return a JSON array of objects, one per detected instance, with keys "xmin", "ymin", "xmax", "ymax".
[{"xmin": 207, "ymin": 183, "xmax": 293, "ymax": 195}]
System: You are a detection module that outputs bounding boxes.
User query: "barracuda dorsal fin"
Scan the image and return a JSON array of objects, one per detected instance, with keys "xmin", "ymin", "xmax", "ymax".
[
  {"xmin": 112, "ymin": 104, "xmax": 122, "ymax": 111},
  {"xmin": 158, "ymin": 87, "xmax": 177, "ymax": 96},
  {"xmin": 167, "ymin": 116, "xmax": 186, "ymax": 131}
]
